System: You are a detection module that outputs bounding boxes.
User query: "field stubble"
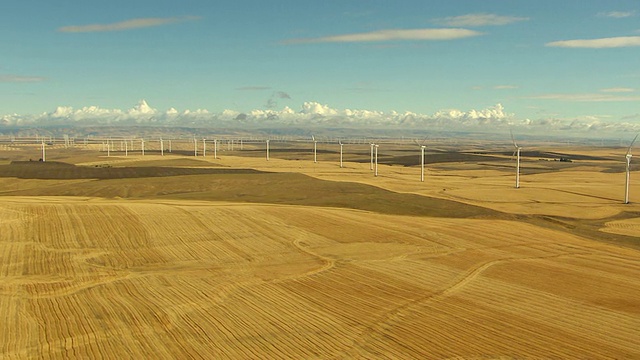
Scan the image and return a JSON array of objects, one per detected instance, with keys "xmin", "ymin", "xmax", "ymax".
[{"xmin": 0, "ymin": 145, "xmax": 639, "ymax": 359}]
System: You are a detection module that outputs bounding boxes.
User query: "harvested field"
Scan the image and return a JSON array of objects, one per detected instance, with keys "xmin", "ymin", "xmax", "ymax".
[{"xmin": 1, "ymin": 144, "xmax": 639, "ymax": 359}]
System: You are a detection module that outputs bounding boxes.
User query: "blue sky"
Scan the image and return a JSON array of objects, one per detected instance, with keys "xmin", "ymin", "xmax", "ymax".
[{"xmin": 1, "ymin": 0, "xmax": 639, "ymax": 132}]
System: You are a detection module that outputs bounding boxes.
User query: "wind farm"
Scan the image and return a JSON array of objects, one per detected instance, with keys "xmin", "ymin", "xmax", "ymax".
[
  {"xmin": 1, "ymin": 132, "xmax": 639, "ymax": 359},
  {"xmin": 4, "ymin": 0, "xmax": 640, "ymax": 356}
]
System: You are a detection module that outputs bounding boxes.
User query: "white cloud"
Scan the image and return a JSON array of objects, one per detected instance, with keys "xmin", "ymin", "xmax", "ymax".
[
  {"xmin": 300, "ymin": 102, "xmax": 339, "ymax": 115},
  {"xmin": 58, "ymin": 16, "xmax": 200, "ymax": 33},
  {"xmin": 527, "ymin": 115, "xmax": 640, "ymax": 134},
  {"xmin": 601, "ymin": 87, "xmax": 635, "ymax": 93},
  {"xmin": 433, "ymin": 104, "xmax": 510, "ymax": 124},
  {"xmin": 598, "ymin": 11, "xmax": 635, "ymax": 18},
  {"xmin": 546, "ymin": 36, "xmax": 640, "ymax": 48},
  {"xmin": 183, "ymin": 109, "xmax": 209, "ymax": 115},
  {"xmin": 282, "ymin": 28, "xmax": 482, "ymax": 44},
  {"xmin": 128, "ymin": 99, "xmax": 156, "ymax": 116},
  {"xmin": 0, "ymin": 74, "xmax": 46, "ymax": 83},
  {"xmin": 434, "ymin": 13, "xmax": 529, "ymax": 27}
]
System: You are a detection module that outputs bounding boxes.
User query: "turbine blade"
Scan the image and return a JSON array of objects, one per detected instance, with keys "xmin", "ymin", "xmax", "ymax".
[
  {"xmin": 510, "ymin": 130, "xmax": 518, "ymax": 148},
  {"xmin": 626, "ymin": 133, "xmax": 639, "ymax": 155}
]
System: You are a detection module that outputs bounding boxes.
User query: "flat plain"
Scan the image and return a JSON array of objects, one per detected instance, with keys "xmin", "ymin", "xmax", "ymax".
[{"xmin": 1, "ymin": 140, "xmax": 639, "ymax": 359}]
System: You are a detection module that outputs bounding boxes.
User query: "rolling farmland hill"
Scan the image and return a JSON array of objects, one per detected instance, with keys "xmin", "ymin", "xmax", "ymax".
[{"xmin": 1, "ymin": 144, "xmax": 639, "ymax": 359}]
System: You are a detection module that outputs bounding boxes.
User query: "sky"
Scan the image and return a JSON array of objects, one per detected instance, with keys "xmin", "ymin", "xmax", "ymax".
[{"xmin": 1, "ymin": 0, "xmax": 639, "ymax": 136}]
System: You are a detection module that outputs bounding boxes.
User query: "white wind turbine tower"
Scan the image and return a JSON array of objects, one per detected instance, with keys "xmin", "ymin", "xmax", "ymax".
[
  {"xmin": 41, "ymin": 140, "xmax": 46, "ymax": 162},
  {"xmin": 420, "ymin": 145, "xmax": 426, "ymax": 182},
  {"xmin": 194, "ymin": 137, "xmax": 198, "ymax": 156},
  {"xmin": 374, "ymin": 144, "xmax": 379, "ymax": 177},
  {"xmin": 414, "ymin": 139, "xmax": 427, "ymax": 182},
  {"xmin": 624, "ymin": 133, "xmax": 639, "ymax": 204},
  {"xmin": 266, "ymin": 139, "xmax": 270, "ymax": 161},
  {"xmin": 312, "ymin": 135, "xmax": 317, "ymax": 163},
  {"xmin": 141, "ymin": 138, "xmax": 145, "ymax": 156},
  {"xmin": 202, "ymin": 139, "xmax": 206, "ymax": 157},
  {"xmin": 339, "ymin": 140, "xmax": 343, "ymax": 168},
  {"xmin": 214, "ymin": 139, "xmax": 218, "ymax": 159},
  {"xmin": 160, "ymin": 138, "xmax": 164, "ymax": 156},
  {"xmin": 510, "ymin": 131, "xmax": 521, "ymax": 189},
  {"xmin": 370, "ymin": 142, "xmax": 375, "ymax": 171},
  {"xmin": 124, "ymin": 139, "xmax": 128, "ymax": 157}
]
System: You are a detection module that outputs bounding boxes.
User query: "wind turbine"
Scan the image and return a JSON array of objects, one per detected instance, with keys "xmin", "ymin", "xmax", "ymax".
[
  {"xmin": 370, "ymin": 143, "xmax": 375, "ymax": 171},
  {"xmin": 125, "ymin": 139, "xmax": 128, "ymax": 156},
  {"xmin": 41, "ymin": 140, "xmax": 46, "ymax": 162},
  {"xmin": 420, "ymin": 145, "xmax": 426, "ymax": 182},
  {"xmin": 624, "ymin": 133, "xmax": 639, "ymax": 204},
  {"xmin": 510, "ymin": 131, "xmax": 521, "ymax": 189},
  {"xmin": 160, "ymin": 138, "xmax": 164, "ymax": 156},
  {"xmin": 202, "ymin": 139, "xmax": 206, "ymax": 157},
  {"xmin": 374, "ymin": 144, "xmax": 379, "ymax": 177},
  {"xmin": 266, "ymin": 139, "xmax": 270, "ymax": 161},
  {"xmin": 141, "ymin": 138, "xmax": 145, "ymax": 156},
  {"xmin": 414, "ymin": 138, "xmax": 427, "ymax": 182},
  {"xmin": 339, "ymin": 140, "xmax": 343, "ymax": 168},
  {"xmin": 312, "ymin": 135, "xmax": 317, "ymax": 163},
  {"xmin": 214, "ymin": 139, "xmax": 218, "ymax": 159},
  {"xmin": 194, "ymin": 137, "xmax": 198, "ymax": 157}
]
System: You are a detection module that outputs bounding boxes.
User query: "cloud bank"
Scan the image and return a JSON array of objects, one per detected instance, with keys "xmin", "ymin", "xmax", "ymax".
[
  {"xmin": 2, "ymin": 100, "xmax": 639, "ymax": 136},
  {"xmin": 283, "ymin": 28, "xmax": 482, "ymax": 44},
  {"xmin": 58, "ymin": 16, "xmax": 200, "ymax": 33}
]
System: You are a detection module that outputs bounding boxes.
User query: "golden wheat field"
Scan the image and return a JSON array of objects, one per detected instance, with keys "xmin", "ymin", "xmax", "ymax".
[{"xmin": 1, "ymin": 142, "xmax": 639, "ymax": 359}]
